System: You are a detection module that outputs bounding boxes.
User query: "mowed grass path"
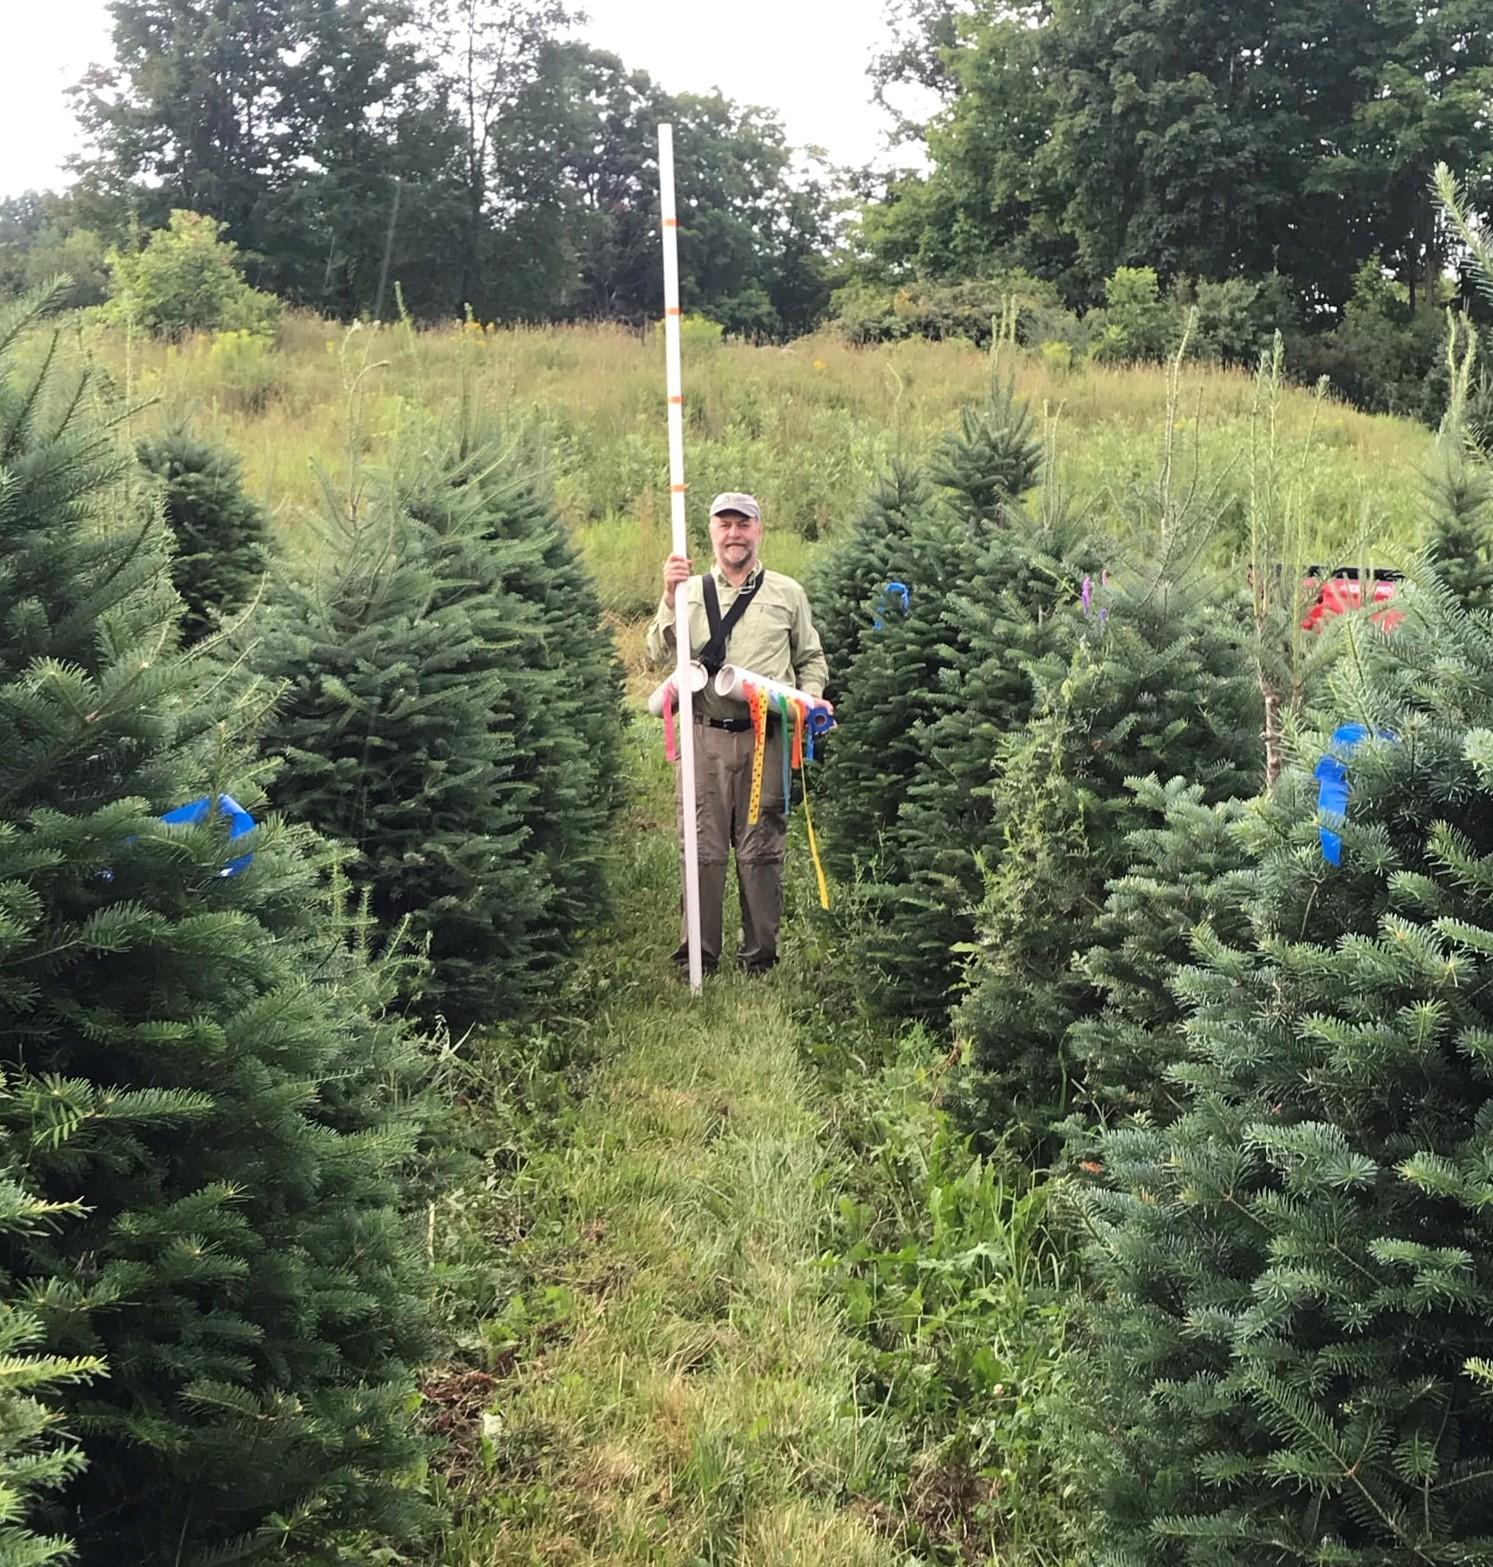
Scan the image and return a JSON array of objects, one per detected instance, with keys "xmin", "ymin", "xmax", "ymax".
[{"xmin": 434, "ymin": 729, "xmax": 898, "ymax": 1567}]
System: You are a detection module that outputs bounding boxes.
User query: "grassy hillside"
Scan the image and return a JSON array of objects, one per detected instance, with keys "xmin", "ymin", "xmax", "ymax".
[{"xmin": 76, "ymin": 314, "xmax": 1435, "ymax": 621}]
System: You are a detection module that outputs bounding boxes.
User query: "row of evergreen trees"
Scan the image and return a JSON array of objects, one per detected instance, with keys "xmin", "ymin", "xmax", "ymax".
[
  {"xmin": 813, "ymin": 298, "xmax": 1493, "ymax": 1556},
  {"xmin": 1, "ymin": 286, "xmax": 622, "ymax": 1561},
  {"xmin": 813, "ymin": 372, "xmax": 1260, "ymax": 1090}
]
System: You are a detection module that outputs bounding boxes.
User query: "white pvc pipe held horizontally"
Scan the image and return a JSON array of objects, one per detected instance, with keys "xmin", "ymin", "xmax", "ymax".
[
  {"xmin": 646, "ymin": 661, "xmax": 709, "ymax": 718},
  {"xmin": 658, "ymin": 123, "xmax": 705, "ymax": 994},
  {"xmin": 714, "ymin": 664, "xmax": 834, "ymax": 720}
]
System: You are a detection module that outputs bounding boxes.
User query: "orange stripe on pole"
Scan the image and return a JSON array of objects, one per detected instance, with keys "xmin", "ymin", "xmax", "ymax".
[
  {"xmin": 669, "ymin": 394, "xmax": 683, "ymax": 404},
  {"xmin": 666, "ymin": 306, "xmax": 683, "ymax": 316},
  {"xmin": 664, "ymin": 217, "xmax": 680, "ymax": 227},
  {"xmin": 671, "ymin": 483, "xmax": 688, "ymax": 493}
]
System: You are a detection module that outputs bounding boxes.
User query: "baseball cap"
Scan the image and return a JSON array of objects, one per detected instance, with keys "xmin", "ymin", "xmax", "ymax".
[{"xmin": 709, "ymin": 491, "xmax": 761, "ymax": 520}]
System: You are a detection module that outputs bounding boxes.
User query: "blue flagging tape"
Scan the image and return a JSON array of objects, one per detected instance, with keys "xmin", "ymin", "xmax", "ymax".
[
  {"xmin": 102, "ymin": 793, "xmax": 258, "ymax": 883},
  {"xmin": 1314, "ymin": 723, "xmax": 1396, "ymax": 866},
  {"xmin": 873, "ymin": 581, "xmax": 910, "ymax": 630},
  {"xmin": 805, "ymin": 706, "xmax": 836, "ymax": 764},
  {"xmin": 160, "ymin": 793, "xmax": 257, "ymax": 878}
]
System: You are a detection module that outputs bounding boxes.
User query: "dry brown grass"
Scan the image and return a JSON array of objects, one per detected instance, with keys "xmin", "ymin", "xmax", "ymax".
[{"xmin": 56, "ymin": 311, "xmax": 1434, "ymax": 620}]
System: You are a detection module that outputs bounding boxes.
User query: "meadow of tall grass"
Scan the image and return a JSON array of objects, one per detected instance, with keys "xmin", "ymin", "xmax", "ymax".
[{"xmin": 69, "ymin": 311, "xmax": 1435, "ymax": 620}]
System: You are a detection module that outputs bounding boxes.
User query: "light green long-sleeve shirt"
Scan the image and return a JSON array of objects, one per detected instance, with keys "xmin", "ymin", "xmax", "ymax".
[{"xmin": 646, "ymin": 563, "xmax": 828, "ymax": 721}]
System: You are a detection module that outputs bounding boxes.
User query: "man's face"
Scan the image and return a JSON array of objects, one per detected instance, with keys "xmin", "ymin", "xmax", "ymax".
[{"xmin": 709, "ymin": 509, "xmax": 762, "ymax": 571}]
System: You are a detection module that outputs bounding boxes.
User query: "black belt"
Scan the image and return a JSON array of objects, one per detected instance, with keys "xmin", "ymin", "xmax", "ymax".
[{"xmin": 696, "ymin": 714, "xmax": 780, "ymax": 733}]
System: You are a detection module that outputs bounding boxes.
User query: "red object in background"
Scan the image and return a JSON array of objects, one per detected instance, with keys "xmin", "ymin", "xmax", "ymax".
[{"xmin": 1301, "ymin": 572, "xmax": 1404, "ymax": 633}]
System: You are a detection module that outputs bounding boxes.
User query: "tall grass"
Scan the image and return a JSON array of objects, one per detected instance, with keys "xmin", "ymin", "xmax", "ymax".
[{"xmin": 65, "ymin": 313, "xmax": 1435, "ymax": 619}]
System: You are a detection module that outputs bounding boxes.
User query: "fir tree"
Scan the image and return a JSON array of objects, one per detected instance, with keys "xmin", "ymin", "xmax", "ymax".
[
  {"xmin": 1426, "ymin": 316, "xmax": 1493, "ymax": 613},
  {"xmin": 812, "ymin": 381, "xmax": 1043, "ymax": 707},
  {"xmin": 927, "ymin": 375, "xmax": 1042, "ymax": 523},
  {"xmin": 950, "ymin": 574, "xmax": 1258, "ymax": 1145},
  {"xmin": 0, "ymin": 1128, "xmax": 103, "ymax": 1567},
  {"xmin": 810, "ymin": 460, "xmax": 935, "ymax": 698},
  {"xmin": 817, "ymin": 382, "xmax": 1077, "ymax": 1015},
  {"xmin": 850, "ymin": 513, "xmax": 1083, "ymax": 1016},
  {"xmin": 1074, "ymin": 577, "xmax": 1493, "ymax": 1564},
  {"xmin": 137, "ymin": 428, "xmax": 270, "ymax": 644},
  {"xmin": 818, "ymin": 505, "xmax": 983, "ymax": 891},
  {"xmin": 0, "ymin": 284, "xmax": 433, "ymax": 1564},
  {"xmin": 252, "ymin": 429, "xmax": 622, "ymax": 1031},
  {"xmin": 250, "ymin": 463, "xmax": 556, "ymax": 1032},
  {"xmin": 1427, "ymin": 447, "xmax": 1493, "ymax": 612},
  {"xmin": 1067, "ymin": 777, "xmax": 1250, "ymax": 1129},
  {"xmin": 400, "ymin": 433, "xmax": 625, "ymax": 928}
]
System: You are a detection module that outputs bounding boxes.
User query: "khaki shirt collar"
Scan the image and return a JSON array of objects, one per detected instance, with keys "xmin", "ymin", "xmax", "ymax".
[{"xmin": 710, "ymin": 562, "xmax": 764, "ymax": 594}]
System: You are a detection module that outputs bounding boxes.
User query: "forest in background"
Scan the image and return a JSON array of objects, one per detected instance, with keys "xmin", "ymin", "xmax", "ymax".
[{"xmin": 5, "ymin": 1, "xmax": 1493, "ymax": 421}]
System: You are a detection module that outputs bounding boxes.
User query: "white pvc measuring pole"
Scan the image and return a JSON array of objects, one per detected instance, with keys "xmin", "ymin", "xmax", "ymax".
[{"xmin": 659, "ymin": 123, "xmax": 704, "ymax": 993}]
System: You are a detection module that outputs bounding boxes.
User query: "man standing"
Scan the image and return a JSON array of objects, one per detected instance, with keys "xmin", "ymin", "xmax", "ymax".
[{"xmin": 647, "ymin": 492, "xmax": 829, "ymax": 977}]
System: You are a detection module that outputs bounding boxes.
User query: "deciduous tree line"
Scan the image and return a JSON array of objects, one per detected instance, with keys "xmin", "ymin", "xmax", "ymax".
[
  {"xmin": 4, "ymin": 0, "xmax": 838, "ymax": 335},
  {"xmin": 863, "ymin": 0, "xmax": 1493, "ymax": 314}
]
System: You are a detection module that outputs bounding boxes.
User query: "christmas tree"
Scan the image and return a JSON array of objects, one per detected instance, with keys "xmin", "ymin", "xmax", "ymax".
[
  {"xmin": 0, "ymin": 284, "xmax": 433, "ymax": 1563},
  {"xmin": 812, "ymin": 379, "xmax": 1043, "ymax": 707},
  {"xmin": 1426, "ymin": 317, "xmax": 1493, "ymax": 614},
  {"xmin": 249, "ymin": 457, "xmax": 557, "ymax": 1031},
  {"xmin": 137, "ymin": 428, "xmax": 270, "ymax": 644},
  {"xmin": 1074, "ymin": 577, "xmax": 1493, "ymax": 1564},
  {"xmin": 847, "ymin": 514, "xmax": 1085, "ymax": 1016},
  {"xmin": 951, "ymin": 572, "xmax": 1259, "ymax": 1145},
  {"xmin": 927, "ymin": 375, "xmax": 1043, "ymax": 522},
  {"xmin": 809, "ymin": 460, "xmax": 935, "ymax": 698},
  {"xmin": 818, "ymin": 505, "xmax": 983, "ymax": 892},
  {"xmin": 1067, "ymin": 777, "xmax": 1250, "ymax": 1130},
  {"xmin": 0, "ymin": 1125, "xmax": 102, "ymax": 1567},
  {"xmin": 399, "ymin": 433, "xmax": 625, "ymax": 936},
  {"xmin": 816, "ymin": 382, "xmax": 1078, "ymax": 1015}
]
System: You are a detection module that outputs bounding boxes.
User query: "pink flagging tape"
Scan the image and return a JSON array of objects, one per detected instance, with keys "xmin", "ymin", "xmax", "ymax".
[{"xmin": 663, "ymin": 681, "xmax": 678, "ymax": 763}]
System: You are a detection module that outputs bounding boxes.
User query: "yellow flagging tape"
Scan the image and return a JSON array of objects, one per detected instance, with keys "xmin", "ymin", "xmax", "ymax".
[
  {"xmin": 744, "ymin": 681, "xmax": 830, "ymax": 908},
  {"xmin": 747, "ymin": 685, "xmax": 766, "ymax": 825},
  {"xmin": 798, "ymin": 747, "xmax": 831, "ymax": 911}
]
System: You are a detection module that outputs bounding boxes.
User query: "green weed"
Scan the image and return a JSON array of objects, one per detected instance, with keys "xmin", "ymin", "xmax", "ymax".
[{"xmin": 820, "ymin": 1031, "xmax": 1085, "ymax": 1567}]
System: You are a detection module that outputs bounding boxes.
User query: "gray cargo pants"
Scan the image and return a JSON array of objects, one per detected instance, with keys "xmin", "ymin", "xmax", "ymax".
[{"xmin": 673, "ymin": 719, "xmax": 787, "ymax": 973}]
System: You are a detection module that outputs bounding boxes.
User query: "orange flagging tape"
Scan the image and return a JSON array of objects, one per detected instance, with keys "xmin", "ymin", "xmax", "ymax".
[
  {"xmin": 666, "ymin": 306, "xmax": 683, "ymax": 316},
  {"xmin": 669, "ymin": 395, "xmax": 683, "ymax": 404},
  {"xmin": 664, "ymin": 218, "xmax": 680, "ymax": 227},
  {"xmin": 671, "ymin": 483, "xmax": 688, "ymax": 494}
]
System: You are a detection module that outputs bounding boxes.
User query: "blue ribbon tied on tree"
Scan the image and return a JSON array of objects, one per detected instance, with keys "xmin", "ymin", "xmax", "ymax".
[
  {"xmin": 161, "ymin": 794, "xmax": 257, "ymax": 878},
  {"xmin": 1314, "ymin": 723, "xmax": 1395, "ymax": 866},
  {"xmin": 99, "ymin": 793, "xmax": 256, "ymax": 883},
  {"xmin": 873, "ymin": 581, "xmax": 910, "ymax": 630}
]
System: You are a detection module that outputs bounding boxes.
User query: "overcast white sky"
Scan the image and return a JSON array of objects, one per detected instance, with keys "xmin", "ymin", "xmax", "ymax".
[{"xmin": 0, "ymin": 0, "xmax": 924, "ymax": 199}]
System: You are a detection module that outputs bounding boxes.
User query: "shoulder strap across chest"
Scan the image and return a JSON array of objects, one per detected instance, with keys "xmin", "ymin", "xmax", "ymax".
[{"xmin": 698, "ymin": 571, "xmax": 763, "ymax": 675}]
